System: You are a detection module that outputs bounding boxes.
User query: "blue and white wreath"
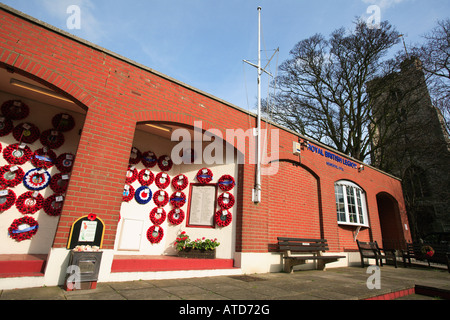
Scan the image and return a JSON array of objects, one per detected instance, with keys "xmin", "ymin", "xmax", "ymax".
[
  {"xmin": 23, "ymin": 168, "xmax": 51, "ymax": 191},
  {"xmin": 135, "ymin": 185, "xmax": 153, "ymax": 204}
]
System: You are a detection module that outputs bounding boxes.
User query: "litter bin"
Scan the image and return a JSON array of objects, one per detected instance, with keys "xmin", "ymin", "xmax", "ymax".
[{"xmin": 65, "ymin": 250, "xmax": 103, "ymax": 291}]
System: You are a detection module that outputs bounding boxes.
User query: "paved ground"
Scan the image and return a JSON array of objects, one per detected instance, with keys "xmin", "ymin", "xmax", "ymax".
[{"xmin": 1, "ymin": 265, "xmax": 449, "ymax": 302}]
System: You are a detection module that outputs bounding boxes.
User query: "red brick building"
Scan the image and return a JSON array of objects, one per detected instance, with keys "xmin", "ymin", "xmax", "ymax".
[{"xmin": 0, "ymin": 4, "xmax": 411, "ymax": 289}]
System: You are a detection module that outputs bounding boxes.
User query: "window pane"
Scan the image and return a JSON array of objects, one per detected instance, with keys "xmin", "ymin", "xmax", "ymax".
[
  {"xmin": 346, "ymin": 187, "xmax": 357, "ymax": 223},
  {"xmin": 335, "ymin": 185, "xmax": 346, "ymax": 222},
  {"xmin": 356, "ymin": 189, "xmax": 364, "ymax": 225}
]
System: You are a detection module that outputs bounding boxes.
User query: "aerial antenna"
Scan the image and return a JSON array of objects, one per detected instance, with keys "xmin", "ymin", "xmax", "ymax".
[{"xmin": 399, "ymin": 34, "xmax": 409, "ymax": 58}]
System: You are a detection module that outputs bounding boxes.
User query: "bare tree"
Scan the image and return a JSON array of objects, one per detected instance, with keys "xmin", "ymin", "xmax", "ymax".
[
  {"xmin": 263, "ymin": 20, "xmax": 401, "ymax": 161},
  {"xmin": 412, "ymin": 18, "xmax": 450, "ymax": 134}
]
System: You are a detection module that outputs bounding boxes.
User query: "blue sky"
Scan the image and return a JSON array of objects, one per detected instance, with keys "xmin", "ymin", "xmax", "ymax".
[{"xmin": 1, "ymin": 0, "xmax": 449, "ymax": 111}]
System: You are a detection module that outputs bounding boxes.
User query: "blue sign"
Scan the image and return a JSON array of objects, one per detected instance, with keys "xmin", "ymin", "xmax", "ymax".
[{"xmin": 307, "ymin": 143, "xmax": 358, "ymax": 170}]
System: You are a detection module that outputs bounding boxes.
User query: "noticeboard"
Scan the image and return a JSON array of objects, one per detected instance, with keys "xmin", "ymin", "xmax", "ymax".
[{"xmin": 67, "ymin": 215, "xmax": 105, "ymax": 249}]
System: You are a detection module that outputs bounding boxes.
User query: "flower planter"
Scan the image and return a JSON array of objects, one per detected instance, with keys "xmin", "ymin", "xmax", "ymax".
[{"xmin": 177, "ymin": 248, "xmax": 216, "ymax": 259}]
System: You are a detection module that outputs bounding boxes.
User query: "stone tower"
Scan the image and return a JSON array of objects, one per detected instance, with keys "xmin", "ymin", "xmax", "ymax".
[{"xmin": 368, "ymin": 57, "xmax": 450, "ymax": 240}]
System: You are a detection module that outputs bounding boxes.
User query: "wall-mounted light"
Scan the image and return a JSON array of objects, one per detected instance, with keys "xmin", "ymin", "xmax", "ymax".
[
  {"xmin": 300, "ymin": 139, "xmax": 309, "ymax": 149},
  {"xmin": 145, "ymin": 123, "xmax": 172, "ymax": 133},
  {"xmin": 358, "ymin": 164, "xmax": 364, "ymax": 172},
  {"xmin": 10, "ymin": 78, "xmax": 75, "ymax": 104}
]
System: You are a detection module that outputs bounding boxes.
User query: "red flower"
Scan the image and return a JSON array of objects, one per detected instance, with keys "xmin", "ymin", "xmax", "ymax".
[{"xmin": 88, "ymin": 213, "xmax": 97, "ymax": 221}]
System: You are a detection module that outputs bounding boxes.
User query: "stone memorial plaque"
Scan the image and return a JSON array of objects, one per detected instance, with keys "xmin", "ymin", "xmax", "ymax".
[{"xmin": 188, "ymin": 185, "xmax": 217, "ymax": 227}]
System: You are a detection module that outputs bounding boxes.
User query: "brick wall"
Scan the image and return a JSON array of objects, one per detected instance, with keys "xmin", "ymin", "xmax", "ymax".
[{"xmin": 0, "ymin": 6, "xmax": 411, "ymax": 253}]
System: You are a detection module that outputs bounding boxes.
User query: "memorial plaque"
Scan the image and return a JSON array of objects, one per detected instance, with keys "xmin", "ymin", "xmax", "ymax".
[
  {"xmin": 67, "ymin": 215, "xmax": 105, "ymax": 249},
  {"xmin": 187, "ymin": 184, "xmax": 217, "ymax": 227}
]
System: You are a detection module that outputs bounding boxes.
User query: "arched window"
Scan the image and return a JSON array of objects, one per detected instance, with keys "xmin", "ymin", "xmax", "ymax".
[{"xmin": 335, "ymin": 180, "xmax": 369, "ymax": 227}]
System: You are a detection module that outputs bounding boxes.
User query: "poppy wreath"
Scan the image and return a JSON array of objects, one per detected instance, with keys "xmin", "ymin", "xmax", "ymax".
[
  {"xmin": 31, "ymin": 148, "xmax": 56, "ymax": 169},
  {"xmin": 421, "ymin": 245, "xmax": 435, "ymax": 258},
  {"xmin": 49, "ymin": 172, "xmax": 70, "ymax": 194},
  {"xmin": 52, "ymin": 113, "xmax": 75, "ymax": 132},
  {"xmin": 125, "ymin": 165, "xmax": 138, "ymax": 184},
  {"xmin": 129, "ymin": 147, "xmax": 142, "ymax": 165},
  {"xmin": 217, "ymin": 192, "xmax": 235, "ymax": 209},
  {"xmin": 168, "ymin": 208, "xmax": 185, "ymax": 225},
  {"xmin": 214, "ymin": 209, "xmax": 232, "ymax": 227},
  {"xmin": 153, "ymin": 190, "xmax": 169, "ymax": 207},
  {"xmin": 155, "ymin": 172, "xmax": 170, "ymax": 189},
  {"xmin": 196, "ymin": 168, "xmax": 213, "ymax": 184},
  {"xmin": 135, "ymin": 186, "xmax": 153, "ymax": 205},
  {"xmin": 0, "ymin": 117, "xmax": 14, "ymax": 137},
  {"xmin": 218, "ymin": 175, "xmax": 235, "ymax": 192},
  {"xmin": 12, "ymin": 122, "xmax": 40, "ymax": 144},
  {"xmin": 172, "ymin": 174, "xmax": 188, "ymax": 191},
  {"xmin": 23, "ymin": 169, "xmax": 51, "ymax": 191},
  {"xmin": 43, "ymin": 194, "xmax": 64, "ymax": 216},
  {"xmin": 141, "ymin": 151, "xmax": 157, "ymax": 168},
  {"xmin": 8, "ymin": 216, "xmax": 39, "ymax": 242},
  {"xmin": 16, "ymin": 191, "xmax": 44, "ymax": 215},
  {"xmin": 147, "ymin": 225, "xmax": 164, "ymax": 244},
  {"xmin": 39, "ymin": 129, "xmax": 65, "ymax": 149},
  {"xmin": 55, "ymin": 153, "xmax": 75, "ymax": 173},
  {"xmin": 150, "ymin": 207, "xmax": 167, "ymax": 225},
  {"xmin": 170, "ymin": 191, "xmax": 186, "ymax": 208},
  {"xmin": 122, "ymin": 184, "xmax": 135, "ymax": 202},
  {"xmin": 157, "ymin": 155, "xmax": 173, "ymax": 171},
  {"xmin": 138, "ymin": 169, "xmax": 154, "ymax": 186},
  {"xmin": 0, "ymin": 164, "xmax": 25, "ymax": 188},
  {"xmin": 0, "ymin": 189, "xmax": 16, "ymax": 212},
  {"xmin": 3, "ymin": 143, "xmax": 32, "ymax": 165},
  {"xmin": 1, "ymin": 100, "xmax": 29, "ymax": 120}
]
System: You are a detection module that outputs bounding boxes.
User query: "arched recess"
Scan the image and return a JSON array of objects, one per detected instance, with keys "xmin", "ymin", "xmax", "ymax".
[
  {"xmin": 267, "ymin": 159, "xmax": 323, "ymax": 243},
  {"xmin": 113, "ymin": 120, "xmax": 243, "ymax": 259},
  {"xmin": 0, "ymin": 63, "xmax": 89, "ymax": 254},
  {"xmin": 376, "ymin": 192, "xmax": 404, "ymax": 250}
]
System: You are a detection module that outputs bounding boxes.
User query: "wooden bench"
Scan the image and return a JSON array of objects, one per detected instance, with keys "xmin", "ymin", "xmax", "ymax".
[
  {"xmin": 276, "ymin": 237, "xmax": 345, "ymax": 273},
  {"xmin": 402, "ymin": 242, "xmax": 450, "ymax": 272},
  {"xmin": 356, "ymin": 240, "xmax": 398, "ymax": 268}
]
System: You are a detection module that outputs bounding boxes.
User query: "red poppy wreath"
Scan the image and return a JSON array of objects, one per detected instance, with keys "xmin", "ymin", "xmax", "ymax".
[
  {"xmin": 217, "ymin": 192, "xmax": 235, "ymax": 209},
  {"xmin": 3, "ymin": 143, "xmax": 32, "ymax": 165},
  {"xmin": 16, "ymin": 191, "xmax": 44, "ymax": 215},
  {"xmin": 0, "ymin": 117, "xmax": 14, "ymax": 137},
  {"xmin": 150, "ymin": 207, "xmax": 166, "ymax": 225},
  {"xmin": 8, "ymin": 216, "xmax": 39, "ymax": 242},
  {"xmin": 52, "ymin": 113, "xmax": 75, "ymax": 132},
  {"xmin": 1, "ymin": 100, "xmax": 29, "ymax": 120},
  {"xmin": 0, "ymin": 189, "xmax": 16, "ymax": 212},
  {"xmin": 170, "ymin": 191, "xmax": 186, "ymax": 208},
  {"xmin": 0, "ymin": 164, "xmax": 25, "ymax": 188},
  {"xmin": 50, "ymin": 173, "xmax": 70, "ymax": 194},
  {"xmin": 12, "ymin": 122, "xmax": 40, "ymax": 144},
  {"xmin": 122, "ymin": 184, "xmax": 135, "ymax": 202},
  {"xmin": 138, "ymin": 169, "xmax": 154, "ymax": 186},
  {"xmin": 43, "ymin": 194, "xmax": 64, "ymax": 216},
  {"xmin": 168, "ymin": 208, "xmax": 185, "ymax": 225},
  {"xmin": 39, "ymin": 129, "xmax": 65, "ymax": 149},
  {"xmin": 155, "ymin": 172, "xmax": 170, "ymax": 189},
  {"xmin": 172, "ymin": 174, "xmax": 188, "ymax": 191},
  {"xmin": 147, "ymin": 225, "xmax": 164, "ymax": 244},
  {"xmin": 31, "ymin": 147, "xmax": 56, "ymax": 169},
  {"xmin": 157, "ymin": 155, "xmax": 173, "ymax": 171},
  {"xmin": 125, "ymin": 165, "xmax": 138, "ymax": 184},
  {"xmin": 141, "ymin": 151, "xmax": 157, "ymax": 168},
  {"xmin": 196, "ymin": 168, "xmax": 213, "ymax": 184},
  {"xmin": 55, "ymin": 153, "xmax": 75, "ymax": 173},
  {"xmin": 129, "ymin": 147, "xmax": 142, "ymax": 165},
  {"xmin": 214, "ymin": 209, "xmax": 232, "ymax": 227},
  {"xmin": 153, "ymin": 190, "xmax": 169, "ymax": 207},
  {"xmin": 218, "ymin": 175, "xmax": 235, "ymax": 192}
]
